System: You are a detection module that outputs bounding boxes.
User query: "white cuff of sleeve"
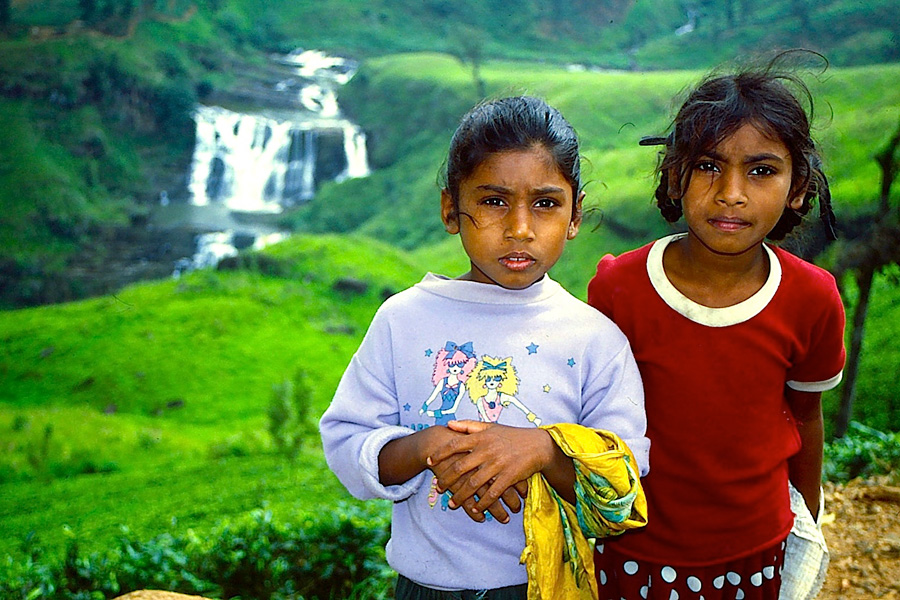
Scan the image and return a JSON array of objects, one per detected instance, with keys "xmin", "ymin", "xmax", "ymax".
[{"xmin": 360, "ymin": 426, "xmax": 428, "ymax": 501}]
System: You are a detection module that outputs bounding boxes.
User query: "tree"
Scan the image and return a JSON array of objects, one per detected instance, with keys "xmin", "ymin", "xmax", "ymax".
[
  {"xmin": 453, "ymin": 25, "xmax": 487, "ymax": 101},
  {"xmin": 0, "ymin": 0, "xmax": 11, "ymax": 28},
  {"xmin": 267, "ymin": 368, "xmax": 317, "ymax": 461},
  {"xmin": 78, "ymin": 0, "xmax": 98, "ymax": 23},
  {"xmin": 831, "ymin": 118, "xmax": 900, "ymax": 437}
]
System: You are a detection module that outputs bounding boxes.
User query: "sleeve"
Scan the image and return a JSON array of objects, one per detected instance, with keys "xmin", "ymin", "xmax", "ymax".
[
  {"xmin": 579, "ymin": 336, "xmax": 649, "ymax": 477},
  {"xmin": 319, "ymin": 309, "xmax": 427, "ymax": 501},
  {"xmin": 786, "ymin": 272, "xmax": 846, "ymax": 392},
  {"xmin": 586, "ymin": 253, "xmax": 617, "ymax": 319}
]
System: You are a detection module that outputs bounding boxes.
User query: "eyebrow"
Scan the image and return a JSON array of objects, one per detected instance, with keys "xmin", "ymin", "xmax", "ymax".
[
  {"xmin": 704, "ymin": 149, "xmax": 789, "ymax": 164},
  {"xmin": 476, "ymin": 184, "xmax": 567, "ymax": 194}
]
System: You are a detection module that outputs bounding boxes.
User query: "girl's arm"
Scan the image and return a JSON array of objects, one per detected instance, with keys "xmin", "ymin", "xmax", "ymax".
[
  {"xmin": 378, "ymin": 425, "xmax": 459, "ymax": 486},
  {"xmin": 500, "ymin": 394, "xmax": 542, "ymax": 425},
  {"xmin": 420, "ymin": 384, "xmax": 441, "ymax": 414},
  {"xmin": 786, "ymin": 388, "xmax": 824, "ymax": 519}
]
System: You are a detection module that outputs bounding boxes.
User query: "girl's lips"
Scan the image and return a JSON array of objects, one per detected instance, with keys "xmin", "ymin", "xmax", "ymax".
[
  {"xmin": 499, "ymin": 253, "xmax": 536, "ymax": 271},
  {"xmin": 709, "ymin": 217, "xmax": 750, "ymax": 232}
]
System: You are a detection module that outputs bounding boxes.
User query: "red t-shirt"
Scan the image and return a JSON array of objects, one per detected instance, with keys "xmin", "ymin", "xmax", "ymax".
[{"xmin": 587, "ymin": 235, "xmax": 845, "ymax": 565}]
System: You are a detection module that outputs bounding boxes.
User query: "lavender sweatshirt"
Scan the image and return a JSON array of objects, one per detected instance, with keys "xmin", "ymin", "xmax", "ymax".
[{"xmin": 319, "ymin": 274, "xmax": 648, "ymax": 591}]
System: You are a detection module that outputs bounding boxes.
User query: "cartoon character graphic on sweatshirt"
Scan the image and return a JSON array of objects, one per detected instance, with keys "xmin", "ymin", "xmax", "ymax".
[
  {"xmin": 420, "ymin": 341, "xmax": 477, "ymax": 426},
  {"xmin": 466, "ymin": 356, "xmax": 542, "ymax": 426},
  {"xmin": 424, "ymin": 351, "xmax": 544, "ymax": 513}
]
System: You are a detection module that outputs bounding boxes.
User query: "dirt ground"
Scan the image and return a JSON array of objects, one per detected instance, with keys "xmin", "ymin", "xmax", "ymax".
[{"xmin": 819, "ymin": 476, "xmax": 900, "ymax": 599}]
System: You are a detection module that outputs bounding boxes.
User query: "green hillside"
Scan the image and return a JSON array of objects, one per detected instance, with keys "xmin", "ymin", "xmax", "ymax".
[{"xmin": 0, "ymin": 233, "xmax": 422, "ymax": 557}]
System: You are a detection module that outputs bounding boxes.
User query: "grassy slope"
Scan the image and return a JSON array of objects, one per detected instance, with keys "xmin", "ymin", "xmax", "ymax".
[{"xmin": 0, "ymin": 234, "xmax": 421, "ymax": 557}]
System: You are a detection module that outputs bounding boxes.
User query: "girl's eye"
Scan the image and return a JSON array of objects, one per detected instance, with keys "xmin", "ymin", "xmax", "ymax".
[
  {"xmin": 481, "ymin": 196, "xmax": 506, "ymax": 207},
  {"xmin": 749, "ymin": 165, "xmax": 777, "ymax": 177},
  {"xmin": 534, "ymin": 198, "xmax": 561, "ymax": 209},
  {"xmin": 694, "ymin": 160, "xmax": 718, "ymax": 172}
]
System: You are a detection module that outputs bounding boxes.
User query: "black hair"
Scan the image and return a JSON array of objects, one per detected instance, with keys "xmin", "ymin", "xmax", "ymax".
[
  {"xmin": 641, "ymin": 53, "xmax": 836, "ymax": 241},
  {"xmin": 442, "ymin": 96, "xmax": 581, "ymax": 221}
]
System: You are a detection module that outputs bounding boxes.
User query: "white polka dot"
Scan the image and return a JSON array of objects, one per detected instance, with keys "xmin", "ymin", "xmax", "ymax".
[
  {"xmin": 750, "ymin": 572, "xmax": 763, "ymax": 586},
  {"xmin": 597, "ymin": 543, "xmax": 604, "ymax": 554},
  {"xmin": 668, "ymin": 590, "xmax": 679, "ymax": 600},
  {"xmin": 624, "ymin": 561, "xmax": 639, "ymax": 575},
  {"xmin": 727, "ymin": 571, "xmax": 741, "ymax": 585},
  {"xmin": 713, "ymin": 575, "xmax": 725, "ymax": 589},
  {"xmin": 687, "ymin": 576, "xmax": 702, "ymax": 592},
  {"xmin": 763, "ymin": 565, "xmax": 775, "ymax": 579},
  {"xmin": 661, "ymin": 566, "xmax": 677, "ymax": 583},
  {"xmin": 736, "ymin": 589, "xmax": 745, "ymax": 599},
  {"xmin": 599, "ymin": 569, "xmax": 607, "ymax": 585},
  {"xmin": 640, "ymin": 585, "xmax": 648, "ymax": 599}
]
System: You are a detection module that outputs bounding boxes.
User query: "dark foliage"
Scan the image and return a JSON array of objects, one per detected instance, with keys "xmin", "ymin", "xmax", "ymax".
[{"xmin": 1, "ymin": 506, "xmax": 392, "ymax": 600}]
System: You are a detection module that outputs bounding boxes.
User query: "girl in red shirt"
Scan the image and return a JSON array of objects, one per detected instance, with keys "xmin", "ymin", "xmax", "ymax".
[{"xmin": 588, "ymin": 56, "xmax": 845, "ymax": 600}]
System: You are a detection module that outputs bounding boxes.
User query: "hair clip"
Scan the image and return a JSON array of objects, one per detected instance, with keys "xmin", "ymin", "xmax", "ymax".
[{"xmin": 639, "ymin": 136, "xmax": 668, "ymax": 147}]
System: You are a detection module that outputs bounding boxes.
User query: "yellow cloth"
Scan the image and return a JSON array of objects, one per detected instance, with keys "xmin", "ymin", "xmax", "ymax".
[{"xmin": 521, "ymin": 423, "xmax": 648, "ymax": 600}]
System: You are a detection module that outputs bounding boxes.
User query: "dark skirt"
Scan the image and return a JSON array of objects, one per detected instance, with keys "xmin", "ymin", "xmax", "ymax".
[
  {"xmin": 594, "ymin": 537, "xmax": 787, "ymax": 600},
  {"xmin": 395, "ymin": 575, "xmax": 528, "ymax": 600}
]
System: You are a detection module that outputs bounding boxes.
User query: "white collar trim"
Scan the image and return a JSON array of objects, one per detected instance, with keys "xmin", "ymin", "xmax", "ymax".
[
  {"xmin": 416, "ymin": 272, "xmax": 562, "ymax": 305},
  {"xmin": 646, "ymin": 234, "xmax": 781, "ymax": 327}
]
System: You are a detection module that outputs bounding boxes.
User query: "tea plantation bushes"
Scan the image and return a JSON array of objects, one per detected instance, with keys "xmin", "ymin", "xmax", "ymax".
[
  {"xmin": 1, "ymin": 505, "xmax": 392, "ymax": 600},
  {"xmin": 824, "ymin": 421, "xmax": 900, "ymax": 483}
]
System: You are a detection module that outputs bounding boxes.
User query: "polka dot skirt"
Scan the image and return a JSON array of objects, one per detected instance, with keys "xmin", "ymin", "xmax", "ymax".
[{"xmin": 594, "ymin": 537, "xmax": 786, "ymax": 600}]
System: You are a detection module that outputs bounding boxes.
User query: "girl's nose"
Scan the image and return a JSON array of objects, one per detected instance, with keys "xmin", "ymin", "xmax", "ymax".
[
  {"xmin": 716, "ymin": 170, "xmax": 747, "ymax": 207},
  {"xmin": 504, "ymin": 205, "xmax": 535, "ymax": 241}
]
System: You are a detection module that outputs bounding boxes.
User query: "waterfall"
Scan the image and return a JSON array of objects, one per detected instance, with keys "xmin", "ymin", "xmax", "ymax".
[
  {"xmin": 176, "ymin": 49, "xmax": 370, "ymax": 276},
  {"xmin": 339, "ymin": 123, "xmax": 370, "ymax": 181},
  {"xmin": 186, "ymin": 49, "xmax": 370, "ymax": 213}
]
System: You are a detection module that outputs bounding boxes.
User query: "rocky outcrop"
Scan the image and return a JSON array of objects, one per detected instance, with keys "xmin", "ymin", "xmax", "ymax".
[{"xmin": 113, "ymin": 591, "xmax": 211, "ymax": 600}]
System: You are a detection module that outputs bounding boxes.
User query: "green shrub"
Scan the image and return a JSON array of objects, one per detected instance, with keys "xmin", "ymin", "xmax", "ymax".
[
  {"xmin": 824, "ymin": 421, "xmax": 900, "ymax": 483},
  {"xmin": 0, "ymin": 505, "xmax": 393, "ymax": 600},
  {"xmin": 268, "ymin": 369, "xmax": 317, "ymax": 461}
]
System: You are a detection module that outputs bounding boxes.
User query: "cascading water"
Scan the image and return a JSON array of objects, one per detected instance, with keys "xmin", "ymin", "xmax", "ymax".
[{"xmin": 175, "ymin": 49, "xmax": 370, "ymax": 274}]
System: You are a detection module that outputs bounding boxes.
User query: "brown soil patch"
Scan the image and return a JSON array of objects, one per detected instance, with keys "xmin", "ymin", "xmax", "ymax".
[{"xmin": 819, "ymin": 477, "xmax": 900, "ymax": 599}]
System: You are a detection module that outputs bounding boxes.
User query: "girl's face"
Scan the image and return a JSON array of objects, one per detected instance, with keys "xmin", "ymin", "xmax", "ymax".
[
  {"xmin": 484, "ymin": 374, "xmax": 502, "ymax": 390},
  {"xmin": 441, "ymin": 146, "xmax": 583, "ymax": 289},
  {"xmin": 676, "ymin": 123, "xmax": 804, "ymax": 258}
]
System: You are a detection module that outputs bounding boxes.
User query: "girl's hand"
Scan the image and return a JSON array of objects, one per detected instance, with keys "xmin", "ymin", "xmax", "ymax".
[
  {"xmin": 429, "ymin": 423, "xmax": 554, "ymax": 519},
  {"xmin": 447, "ymin": 420, "xmax": 530, "ymax": 504},
  {"xmin": 428, "ymin": 457, "xmax": 528, "ymax": 524}
]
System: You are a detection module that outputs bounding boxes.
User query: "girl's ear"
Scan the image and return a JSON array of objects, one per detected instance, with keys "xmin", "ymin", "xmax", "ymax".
[
  {"xmin": 788, "ymin": 189, "xmax": 806, "ymax": 211},
  {"xmin": 440, "ymin": 189, "xmax": 460, "ymax": 234},
  {"xmin": 567, "ymin": 191, "xmax": 585, "ymax": 240}
]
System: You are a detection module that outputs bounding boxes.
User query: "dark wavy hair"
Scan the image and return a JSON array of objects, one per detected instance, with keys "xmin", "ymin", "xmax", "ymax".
[
  {"xmin": 641, "ymin": 54, "xmax": 836, "ymax": 241},
  {"xmin": 441, "ymin": 96, "xmax": 581, "ymax": 220}
]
